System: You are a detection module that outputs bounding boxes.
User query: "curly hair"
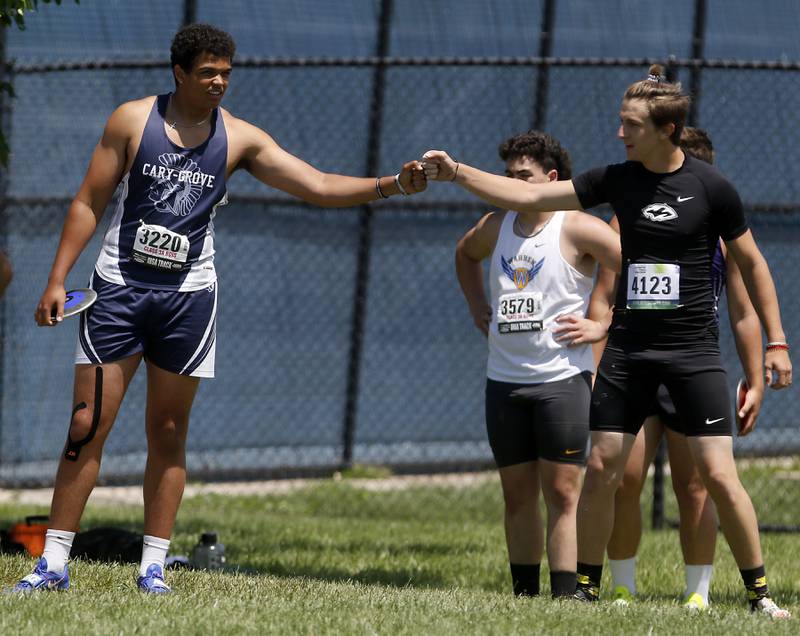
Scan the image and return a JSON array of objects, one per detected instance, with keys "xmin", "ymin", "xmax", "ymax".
[
  {"xmin": 498, "ymin": 130, "xmax": 572, "ymax": 180},
  {"xmin": 170, "ymin": 23, "xmax": 236, "ymax": 72}
]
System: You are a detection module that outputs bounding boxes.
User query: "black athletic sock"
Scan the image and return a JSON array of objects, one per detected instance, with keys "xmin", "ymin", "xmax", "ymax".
[
  {"xmin": 576, "ymin": 562, "xmax": 602, "ymax": 600},
  {"xmin": 510, "ymin": 562, "xmax": 540, "ymax": 597},
  {"xmin": 740, "ymin": 565, "xmax": 769, "ymax": 607},
  {"xmin": 550, "ymin": 570, "xmax": 577, "ymax": 598}
]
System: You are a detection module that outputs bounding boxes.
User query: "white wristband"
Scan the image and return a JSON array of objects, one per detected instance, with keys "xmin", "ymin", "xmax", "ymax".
[{"xmin": 394, "ymin": 173, "xmax": 410, "ymax": 196}]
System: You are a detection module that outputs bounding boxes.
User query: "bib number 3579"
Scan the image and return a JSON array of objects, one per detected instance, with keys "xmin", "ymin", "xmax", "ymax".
[
  {"xmin": 626, "ymin": 263, "xmax": 680, "ymax": 310},
  {"xmin": 132, "ymin": 223, "xmax": 190, "ymax": 272},
  {"xmin": 497, "ymin": 291, "xmax": 544, "ymax": 333}
]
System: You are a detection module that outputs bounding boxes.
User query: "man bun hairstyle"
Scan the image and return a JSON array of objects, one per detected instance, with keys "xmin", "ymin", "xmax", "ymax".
[
  {"xmin": 680, "ymin": 126, "xmax": 715, "ymax": 165},
  {"xmin": 498, "ymin": 130, "xmax": 572, "ymax": 181},
  {"xmin": 624, "ymin": 64, "xmax": 690, "ymax": 145},
  {"xmin": 171, "ymin": 23, "xmax": 236, "ymax": 72}
]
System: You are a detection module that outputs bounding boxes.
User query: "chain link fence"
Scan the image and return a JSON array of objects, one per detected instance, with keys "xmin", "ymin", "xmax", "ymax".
[{"xmin": 1, "ymin": 1, "xmax": 799, "ymax": 533}]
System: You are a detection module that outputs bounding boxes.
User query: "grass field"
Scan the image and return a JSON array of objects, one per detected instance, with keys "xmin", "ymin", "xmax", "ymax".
[{"xmin": 1, "ymin": 473, "xmax": 799, "ymax": 634}]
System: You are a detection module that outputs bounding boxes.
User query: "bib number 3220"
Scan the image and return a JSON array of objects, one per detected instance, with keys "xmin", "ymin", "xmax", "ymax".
[
  {"xmin": 132, "ymin": 223, "xmax": 190, "ymax": 272},
  {"xmin": 626, "ymin": 263, "xmax": 680, "ymax": 310}
]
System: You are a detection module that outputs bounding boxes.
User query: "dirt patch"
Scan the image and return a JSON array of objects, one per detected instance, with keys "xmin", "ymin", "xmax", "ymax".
[{"xmin": 0, "ymin": 472, "xmax": 496, "ymax": 508}]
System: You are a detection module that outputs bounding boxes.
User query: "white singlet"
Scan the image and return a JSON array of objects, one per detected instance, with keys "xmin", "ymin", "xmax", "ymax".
[{"xmin": 487, "ymin": 210, "xmax": 594, "ymax": 384}]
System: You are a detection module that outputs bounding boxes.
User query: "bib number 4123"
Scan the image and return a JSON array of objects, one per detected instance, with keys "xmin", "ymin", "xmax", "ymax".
[{"xmin": 626, "ymin": 263, "xmax": 680, "ymax": 310}]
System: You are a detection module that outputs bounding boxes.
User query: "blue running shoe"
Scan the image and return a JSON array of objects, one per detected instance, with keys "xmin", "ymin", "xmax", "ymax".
[
  {"xmin": 11, "ymin": 557, "xmax": 69, "ymax": 592},
  {"xmin": 136, "ymin": 564, "xmax": 172, "ymax": 594}
]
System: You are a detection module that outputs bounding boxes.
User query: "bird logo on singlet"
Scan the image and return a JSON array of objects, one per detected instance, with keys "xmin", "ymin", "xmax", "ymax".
[
  {"xmin": 501, "ymin": 255, "xmax": 545, "ymax": 290},
  {"xmin": 641, "ymin": 203, "xmax": 678, "ymax": 222},
  {"xmin": 148, "ymin": 153, "xmax": 205, "ymax": 217}
]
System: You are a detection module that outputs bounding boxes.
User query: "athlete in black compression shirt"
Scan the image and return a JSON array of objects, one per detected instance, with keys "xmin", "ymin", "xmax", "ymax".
[
  {"xmin": 420, "ymin": 65, "xmax": 791, "ymax": 617},
  {"xmin": 593, "ymin": 128, "xmax": 766, "ymax": 611}
]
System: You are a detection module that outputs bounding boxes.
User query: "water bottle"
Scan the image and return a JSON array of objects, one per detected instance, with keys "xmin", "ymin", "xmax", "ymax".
[{"xmin": 191, "ymin": 532, "xmax": 226, "ymax": 570}]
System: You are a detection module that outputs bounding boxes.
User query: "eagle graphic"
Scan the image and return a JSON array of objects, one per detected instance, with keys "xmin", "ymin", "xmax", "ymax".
[
  {"xmin": 148, "ymin": 153, "xmax": 204, "ymax": 217},
  {"xmin": 502, "ymin": 255, "xmax": 545, "ymax": 290}
]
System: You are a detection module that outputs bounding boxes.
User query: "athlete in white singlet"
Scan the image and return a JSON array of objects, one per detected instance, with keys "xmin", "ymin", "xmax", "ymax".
[{"xmin": 456, "ymin": 130, "xmax": 620, "ymax": 598}]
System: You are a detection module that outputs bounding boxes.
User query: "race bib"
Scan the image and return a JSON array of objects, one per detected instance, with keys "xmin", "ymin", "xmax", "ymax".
[
  {"xmin": 497, "ymin": 291, "xmax": 544, "ymax": 334},
  {"xmin": 132, "ymin": 222, "xmax": 190, "ymax": 272},
  {"xmin": 626, "ymin": 263, "xmax": 680, "ymax": 309}
]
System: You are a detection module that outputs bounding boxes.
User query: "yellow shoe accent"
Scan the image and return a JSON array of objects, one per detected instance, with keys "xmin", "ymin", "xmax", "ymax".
[
  {"xmin": 683, "ymin": 593, "xmax": 708, "ymax": 611},
  {"xmin": 612, "ymin": 586, "xmax": 634, "ymax": 606}
]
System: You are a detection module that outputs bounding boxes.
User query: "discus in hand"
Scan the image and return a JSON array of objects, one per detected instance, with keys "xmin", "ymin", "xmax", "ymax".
[
  {"xmin": 735, "ymin": 377, "xmax": 748, "ymax": 430},
  {"xmin": 58, "ymin": 288, "xmax": 98, "ymax": 319}
]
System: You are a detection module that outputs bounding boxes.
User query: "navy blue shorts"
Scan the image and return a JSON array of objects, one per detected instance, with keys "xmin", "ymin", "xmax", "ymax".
[{"xmin": 75, "ymin": 273, "xmax": 217, "ymax": 377}]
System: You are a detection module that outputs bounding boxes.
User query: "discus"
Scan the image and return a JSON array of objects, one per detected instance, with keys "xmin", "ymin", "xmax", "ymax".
[
  {"xmin": 735, "ymin": 377, "xmax": 748, "ymax": 429},
  {"xmin": 59, "ymin": 288, "xmax": 97, "ymax": 319}
]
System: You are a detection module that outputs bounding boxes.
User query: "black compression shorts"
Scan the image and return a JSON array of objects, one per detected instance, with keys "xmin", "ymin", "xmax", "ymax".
[
  {"xmin": 648, "ymin": 385, "xmax": 681, "ymax": 432},
  {"xmin": 591, "ymin": 342, "xmax": 732, "ymax": 437},
  {"xmin": 485, "ymin": 372, "xmax": 592, "ymax": 467}
]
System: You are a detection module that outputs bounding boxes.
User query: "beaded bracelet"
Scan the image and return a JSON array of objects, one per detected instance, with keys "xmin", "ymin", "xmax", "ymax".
[{"xmin": 766, "ymin": 342, "xmax": 789, "ymax": 351}]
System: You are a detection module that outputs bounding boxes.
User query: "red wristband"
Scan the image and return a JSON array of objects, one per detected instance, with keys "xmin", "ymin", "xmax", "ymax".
[{"xmin": 766, "ymin": 343, "xmax": 789, "ymax": 351}]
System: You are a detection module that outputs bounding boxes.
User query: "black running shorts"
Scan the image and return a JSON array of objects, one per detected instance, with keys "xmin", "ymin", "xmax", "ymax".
[
  {"xmin": 591, "ymin": 342, "xmax": 732, "ymax": 437},
  {"xmin": 649, "ymin": 384, "xmax": 681, "ymax": 432},
  {"xmin": 485, "ymin": 371, "xmax": 592, "ymax": 467}
]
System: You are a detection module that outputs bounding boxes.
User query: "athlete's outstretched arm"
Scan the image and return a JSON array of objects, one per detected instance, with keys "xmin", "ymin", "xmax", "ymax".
[
  {"xmin": 422, "ymin": 149, "xmax": 580, "ymax": 214},
  {"xmin": 35, "ymin": 105, "xmax": 131, "ymax": 326},
  {"xmin": 725, "ymin": 230, "xmax": 791, "ymax": 388},
  {"xmin": 455, "ymin": 212, "xmax": 500, "ymax": 337},
  {"xmin": 237, "ymin": 120, "xmax": 425, "ymax": 206},
  {"xmin": 723, "ymin": 247, "xmax": 764, "ymax": 435}
]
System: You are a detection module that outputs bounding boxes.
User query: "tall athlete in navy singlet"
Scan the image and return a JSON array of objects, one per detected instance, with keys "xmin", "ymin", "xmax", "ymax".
[
  {"xmin": 14, "ymin": 24, "xmax": 426, "ymax": 594},
  {"xmin": 421, "ymin": 66, "xmax": 791, "ymax": 617}
]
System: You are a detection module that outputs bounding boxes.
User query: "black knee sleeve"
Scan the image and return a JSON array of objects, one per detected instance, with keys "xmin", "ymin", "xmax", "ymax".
[{"xmin": 64, "ymin": 366, "xmax": 103, "ymax": 461}]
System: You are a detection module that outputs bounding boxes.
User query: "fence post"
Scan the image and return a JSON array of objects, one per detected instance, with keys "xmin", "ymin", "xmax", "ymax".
[
  {"xmin": 183, "ymin": 0, "xmax": 198, "ymax": 26},
  {"xmin": 651, "ymin": 438, "xmax": 666, "ymax": 529},
  {"xmin": 688, "ymin": 0, "xmax": 708, "ymax": 125},
  {"xmin": 0, "ymin": 27, "xmax": 10, "ymax": 476},
  {"xmin": 341, "ymin": 0, "xmax": 394, "ymax": 471},
  {"xmin": 532, "ymin": 0, "xmax": 556, "ymax": 131}
]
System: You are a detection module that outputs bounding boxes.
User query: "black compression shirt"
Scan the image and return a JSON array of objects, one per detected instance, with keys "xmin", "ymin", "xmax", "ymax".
[{"xmin": 573, "ymin": 153, "xmax": 747, "ymax": 349}]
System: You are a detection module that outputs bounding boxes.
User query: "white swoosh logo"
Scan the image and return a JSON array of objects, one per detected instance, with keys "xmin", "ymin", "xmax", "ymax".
[
  {"xmin": 677, "ymin": 196, "xmax": 694, "ymax": 202},
  {"xmin": 705, "ymin": 417, "xmax": 725, "ymax": 425}
]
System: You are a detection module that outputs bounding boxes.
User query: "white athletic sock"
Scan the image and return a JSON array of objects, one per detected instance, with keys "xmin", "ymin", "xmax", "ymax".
[
  {"xmin": 609, "ymin": 557, "xmax": 637, "ymax": 594},
  {"xmin": 684, "ymin": 564, "xmax": 713, "ymax": 603},
  {"xmin": 41, "ymin": 529, "xmax": 76, "ymax": 574},
  {"xmin": 140, "ymin": 535, "xmax": 171, "ymax": 577}
]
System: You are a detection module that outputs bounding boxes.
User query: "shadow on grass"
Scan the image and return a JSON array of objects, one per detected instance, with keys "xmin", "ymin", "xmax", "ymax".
[
  {"xmin": 251, "ymin": 560, "xmax": 450, "ymax": 589},
  {"xmin": 223, "ymin": 535, "xmax": 491, "ymax": 589},
  {"xmin": 255, "ymin": 535, "xmax": 488, "ymax": 557},
  {"xmin": 0, "ymin": 513, "xmax": 478, "ymax": 591}
]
